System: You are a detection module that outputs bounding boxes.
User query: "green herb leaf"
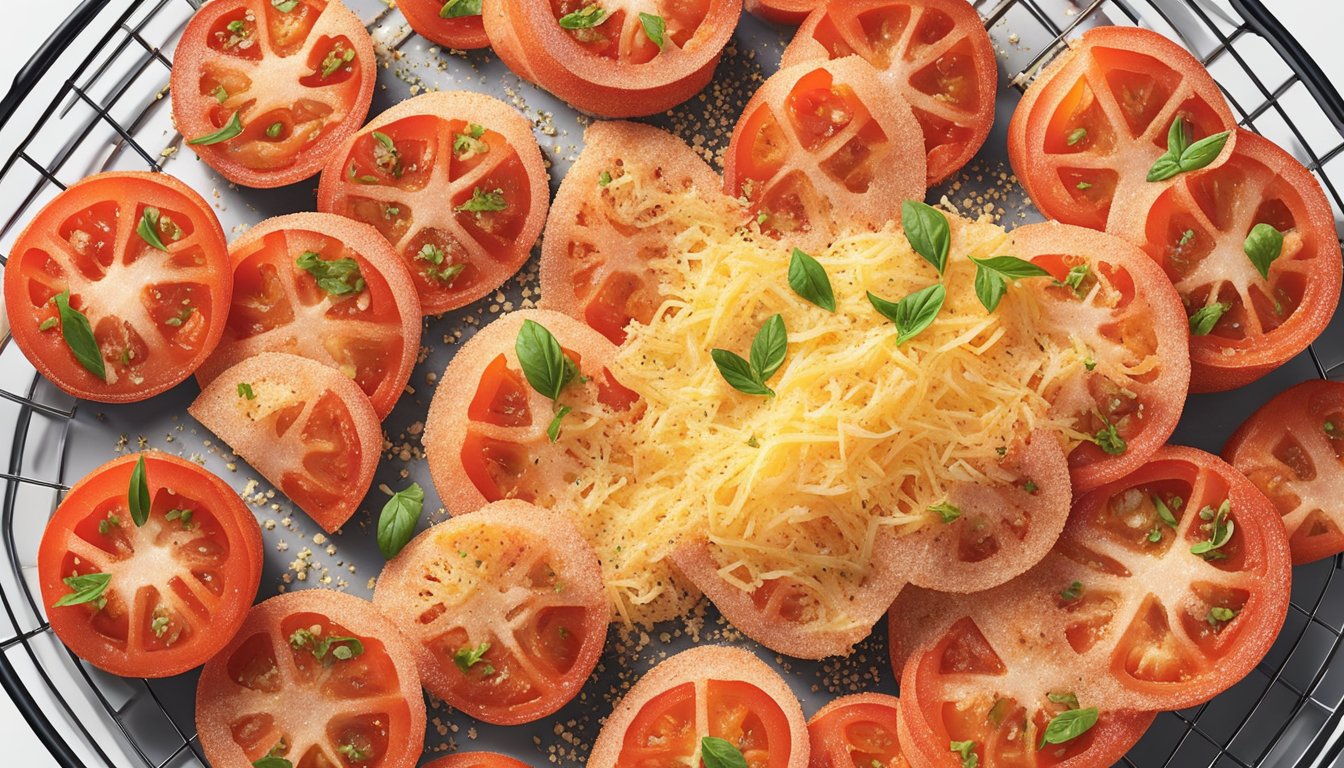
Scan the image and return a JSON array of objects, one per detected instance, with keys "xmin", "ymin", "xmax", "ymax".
[
  {"xmin": 971, "ymin": 256, "xmax": 1051, "ymax": 312},
  {"xmin": 1147, "ymin": 118, "xmax": 1231, "ymax": 182},
  {"xmin": 787, "ymin": 248, "xmax": 835, "ymax": 312},
  {"xmin": 558, "ymin": 5, "xmax": 609, "ymax": 29},
  {"xmin": 188, "ymin": 111, "xmax": 243, "ymax": 145},
  {"xmin": 929, "ymin": 501, "xmax": 961, "ymax": 523},
  {"xmin": 52, "ymin": 291, "xmax": 105, "ymax": 380},
  {"xmin": 599, "ymin": 170, "xmax": 612, "ymax": 186},
  {"xmin": 272, "ymin": 0, "xmax": 299, "ymax": 12},
  {"xmin": 53, "ymin": 572, "xmax": 111, "ymax": 608},
  {"xmin": 128, "ymin": 454, "xmax": 150, "ymax": 527},
  {"xmin": 137, "ymin": 207, "xmax": 169, "ymax": 252},
  {"xmin": 265, "ymin": 122, "xmax": 283, "ymax": 138},
  {"xmin": 253, "ymin": 741, "xmax": 292, "ymax": 768},
  {"xmin": 296, "ymin": 251, "xmax": 365, "ymax": 296},
  {"xmin": 516, "ymin": 319, "xmax": 578, "ymax": 401},
  {"xmin": 712, "ymin": 349, "xmax": 774, "ymax": 397},
  {"xmin": 1066, "ymin": 128, "xmax": 1087, "ymax": 146},
  {"xmin": 639, "ymin": 12, "xmax": 666, "ymax": 49},
  {"xmin": 238, "ymin": 382, "xmax": 256, "ymax": 400},
  {"xmin": 377, "ymin": 483, "xmax": 424, "ymax": 560},
  {"xmin": 1207, "ymin": 606, "xmax": 1237, "ymax": 624},
  {"xmin": 700, "ymin": 737, "xmax": 748, "ymax": 768},
  {"xmin": 453, "ymin": 123, "xmax": 490, "ymax": 157},
  {"xmin": 1040, "ymin": 707, "xmax": 1099, "ymax": 749},
  {"xmin": 212, "ymin": 85, "xmax": 229, "ymax": 103},
  {"xmin": 454, "ymin": 641, "xmax": 491, "ymax": 672},
  {"xmin": 868, "ymin": 284, "xmax": 945, "ymax": 345},
  {"xmin": 949, "ymin": 740, "xmax": 979, "ymax": 768},
  {"xmin": 1190, "ymin": 499, "xmax": 1234, "ymax": 559},
  {"xmin": 439, "ymin": 0, "xmax": 482, "ymax": 18},
  {"xmin": 1048, "ymin": 691, "xmax": 1080, "ymax": 710},
  {"xmin": 902, "ymin": 200, "xmax": 950, "ymax": 274},
  {"xmin": 1060, "ymin": 580, "xmax": 1083, "ymax": 601},
  {"xmin": 1243, "ymin": 223, "xmax": 1283, "ymax": 280},
  {"xmin": 1153, "ymin": 495, "xmax": 1178, "ymax": 529},
  {"xmin": 1058, "ymin": 264, "xmax": 1090, "ymax": 295},
  {"xmin": 456, "ymin": 187, "xmax": 507, "ymax": 213},
  {"xmin": 1189, "ymin": 302, "xmax": 1230, "ymax": 336},
  {"xmin": 749, "ymin": 314, "xmax": 788, "ymax": 382},
  {"xmin": 547, "ymin": 405, "xmax": 573, "ymax": 443}
]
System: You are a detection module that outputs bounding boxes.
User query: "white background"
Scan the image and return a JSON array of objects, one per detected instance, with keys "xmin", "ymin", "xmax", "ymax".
[{"xmin": 0, "ymin": 0, "xmax": 1340, "ymax": 766}]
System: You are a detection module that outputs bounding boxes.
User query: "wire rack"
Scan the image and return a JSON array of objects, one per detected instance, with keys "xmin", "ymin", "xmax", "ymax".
[{"xmin": 1, "ymin": 0, "xmax": 1343, "ymax": 766}]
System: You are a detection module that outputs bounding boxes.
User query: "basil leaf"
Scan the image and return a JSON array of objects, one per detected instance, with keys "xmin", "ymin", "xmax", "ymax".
[
  {"xmin": 949, "ymin": 740, "xmax": 978, "ymax": 768},
  {"xmin": 558, "ymin": 4, "xmax": 608, "ymax": 29},
  {"xmin": 53, "ymin": 572, "xmax": 111, "ymax": 608},
  {"xmin": 1179, "ymin": 130, "xmax": 1232, "ymax": 173},
  {"xmin": 1047, "ymin": 691, "xmax": 1080, "ymax": 710},
  {"xmin": 53, "ymin": 291, "xmax": 105, "ymax": 380},
  {"xmin": 1244, "ymin": 223, "xmax": 1283, "ymax": 280},
  {"xmin": 516, "ymin": 319, "xmax": 577, "ymax": 401},
  {"xmin": 1040, "ymin": 706, "xmax": 1099, "ymax": 748},
  {"xmin": 1188, "ymin": 302, "xmax": 1230, "ymax": 336},
  {"xmin": 700, "ymin": 737, "xmax": 748, "ymax": 768},
  {"xmin": 1145, "ymin": 155, "xmax": 1182, "ymax": 183},
  {"xmin": 377, "ymin": 483, "xmax": 424, "ymax": 559},
  {"xmin": 749, "ymin": 314, "xmax": 787, "ymax": 382},
  {"xmin": 137, "ymin": 207, "xmax": 169, "ymax": 252},
  {"xmin": 238, "ymin": 382, "xmax": 256, "ymax": 400},
  {"xmin": 1060, "ymin": 580, "xmax": 1083, "ymax": 601},
  {"xmin": 711, "ymin": 349, "xmax": 774, "ymax": 397},
  {"xmin": 639, "ymin": 12, "xmax": 666, "ymax": 50},
  {"xmin": 547, "ymin": 405, "xmax": 573, "ymax": 442},
  {"xmin": 901, "ymin": 200, "xmax": 950, "ymax": 274},
  {"xmin": 1095, "ymin": 419, "xmax": 1126, "ymax": 455},
  {"xmin": 188, "ymin": 111, "xmax": 243, "ymax": 145},
  {"xmin": 295, "ymin": 251, "xmax": 365, "ymax": 296},
  {"xmin": 787, "ymin": 248, "xmax": 835, "ymax": 312},
  {"xmin": 252, "ymin": 757, "xmax": 292, "ymax": 768},
  {"xmin": 456, "ymin": 187, "xmax": 507, "ymax": 213},
  {"xmin": 928, "ymin": 501, "xmax": 960, "ymax": 523},
  {"xmin": 128, "ymin": 454, "xmax": 150, "ymax": 527},
  {"xmin": 454, "ymin": 641, "xmax": 491, "ymax": 672},
  {"xmin": 868, "ymin": 284, "xmax": 945, "ymax": 345},
  {"xmin": 439, "ymin": 0, "xmax": 482, "ymax": 18},
  {"xmin": 1165, "ymin": 116, "xmax": 1189, "ymax": 158},
  {"xmin": 1147, "ymin": 117, "xmax": 1230, "ymax": 182},
  {"xmin": 971, "ymin": 256, "xmax": 1051, "ymax": 312},
  {"xmin": 271, "ymin": 0, "xmax": 299, "ymax": 11}
]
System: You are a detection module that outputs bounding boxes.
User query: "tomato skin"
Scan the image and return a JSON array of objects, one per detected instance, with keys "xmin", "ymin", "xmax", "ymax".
[
  {"xmin": 808, "ymin": 694, "xmax": 910, "ymax": 768},
  {"xmin": 424, "ymin": 754, "xmax": 532, "ymax": 768},
  {"xmin": 400, "ymin": 0, "xmax": 490, "ymax": 49},
  {"xmin": 37, "ymin": 452, "xmax": 263, "ymax": 678},
  {"xmin": 3, "ymin": 171, "xmax": 231, "ymax": 403},
  {"xmin": 170, "ymin": 0, "xmax": 377, "ymax": 188},
  {"xmin": 746, "ymin": 0, "xmax": 820, "ymax": 24}
]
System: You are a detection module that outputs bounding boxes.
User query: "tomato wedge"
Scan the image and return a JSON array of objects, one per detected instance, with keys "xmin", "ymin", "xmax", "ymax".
[
  {"xmin": 170, "ymin": 0, "xmax": 377, "ymax": 188},
  {"xmin": 423, "ymin": 309, "xmax": 638, "ymax": 512},
  {"xmin": 1112, "ymin": 129, "xmax": 1342, "ymax": 392},
  {"xmin": 373, "ymin": 500, "xmax": 609, "ymax": 724},
  {"xmin": 746, "ymin": 0, "xmax": 821, "ymax": 25},
  {"xmin": 1224, "ymin": 379, "xmax": 1344, "ymax": 564},
  {"xmin": 1008, "ymin": 26, "xmax": 1237, "ymax": 231},
  {"xmin": 1006, "ymin": 222, "xmax": 1190, "ymax": 492},
  {"xmin": 317, "ymin": 91, "xmax": 549, "ymax": 315},
  {"xmin": 588, "ymin": 646, "xmax": 809, "ymax": 768},
  {"xmin": 195, "ymin": 212, "xmax": 422, "ymax": 419},
  {"xmin": 481, "ymin": 0, "xmax": 742, "ymax": 117},
  {"xmin": 425, "ymin": 755, "xmax": 531, "ymax": 768},
  {"xmin": 782, "ymin": 0, "xmax": 998, "ymax": 185},
  {"xmin": 3, "ymin": 171, "xmax": 231, "ymax": 403},
  {"xmin": 724, "ymin": 57, "xmax": 927, "ymax": 252},
  {"xmin": 539, "ymin": 120, "xmax": 736, "ymax": 344},
  {"xmin": 400, "ymin": 0, "xmax": 489, "ymax": 50},
  {"xmin": 196, "ymin": 589, "xmax": 426, "ymax": 768},
  {"xmin": 189, "ymin": 351, "xmax": 381, "ymax": 532},
  {"xmin": 808, "ymin": 694, "xmax": 910, "ymax": 768},
  {"xmin": 37, "ymin": 452, "xmax": 262, "ymax": 678}
]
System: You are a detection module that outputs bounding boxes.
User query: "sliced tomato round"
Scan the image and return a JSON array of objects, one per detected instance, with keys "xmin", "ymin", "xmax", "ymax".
[
  {"xmin": 317, "ymin": 91, "xmax": 549, "ymax": 315},
  {"xmin": 808, "ymin": 693, "xmax": 910, "ymax": 768},
  {"xmin": 1007, "ymin": 221, "xmax": 1190, "ymax": 493},
  {"xmin": 724, "ymin": 57, "xmax": 927, "ymax": 252},
  {"xmin": 539, "ymin": 120, "xmax": 735, "ymax": 344},
  {"xmin": 37, "ymin": 452, "xmax": 262, "ymax": 678},
  {"xmin": 170, "ymin": 0, "xmax": 377, "ymax": 188},
  {"xmin": 424, "ymin": 754, "xmax": 531, "ymax": 768},
  {"xmin": 1224, "ymin": 379, "xmax": 1344, "ymax": 564},
  {"xmin": 196, "ymin": 589, "xmax": 426, "ymax": 768},
  {"xmin": 195, "ymin": 212, "xmax": 422, "ymax": 419},
  {"xmin": 1113, "ymin": 129, "xmax": 1342, "ymax": 392},
  {"xmin": 1007, "ymin": 26, "xmax": 1237, "ymax": 231},
  {"xmin": 423, "ymin": 309, "xmax": 638, "ymax": 512},
  {"xmin": 781, "ymin": 0, "xmax": 998, "ymax": 185},
  {"xmin": 188, "ymin": 351, "xmax": 380, "ymax": 532},
  {"xmin": 588, "ymin": 646, "xmax": 809, "ymax": 768},
  {"xmin": 746, "ymin": 0, "xmax": 821, "ymax": 25},
  {"xmin": 399, "ymin": 0, "xmax": 489, "ymax": 50},
  {"xmin": 481, "ymin": 0, "xmax": 742, "ymax": 117},
  {"xmin": 373, "ymin": 500, "xmax": 609, "ymax": 724},
  {"xmin": 3, "ymin": 171, "xmax": 231, "ymax": 403}
]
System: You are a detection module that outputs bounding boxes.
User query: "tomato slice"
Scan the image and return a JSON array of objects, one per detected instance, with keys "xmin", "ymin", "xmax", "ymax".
[
  {"xmin": 372, "ymin": 500, "xmax": 609, "ymax": 724},
  {"xmin": 317, "ymin": 91, "xmax": 549, "ymax": 315},
  {"xmin": 424, "ymin": 309, "xmax": 638, "ymax": 512},
  {"xmin": 1008, "ymin": 26, "xmax": 1237, "ymax": 231},
  {"xmin": 539, "ymin": 120, "xmax": 735, "ymax": 344},
  {"xmin": 170, "ymin": 0, "xmax": 377, "ymax": 188},
  {"xmin": 399, "ymin": 0, "xmax": 489, "ymax": 49},
  {"xmin": 808, "ymin": 694, "xmax": 910, "ymax": 768},
  {"xmin": 194, "ymin": 212, "xmax": 422, "ymax": 419},
  {"xmin": 37, "ymin": 453, "xmax": 262, "ymax": 678},
  {"xmin": 481, "ymin": 0, "xmax": 742, "ymax": 117},
  {"xmin": 724, "ymin": 58, "xmax": 927, "ymax": 252},
  {"xmin": 195, "ymin": 589, "xmax": 426, "ymax": 768},
  {"xmin": 1113, "ymin": 129, "xmax": 1342, "ymax": 392},
  {"xmin": 746, "ymin": 0, "xmax": 821, "ymax": 25},
  {"xmin": 1224, "ymin": 379, "xmax": 1344, "ymax": 564},
  {"xmin": 424, "ymin": 755, "xmax": 532, "ymax": 768},
  {"xmin": 588, "ymin": 646, "xmax": 809, "ymax": 768},
  {"xmin": 782, "ymin": 0, "xmax": 998, "ymax": 185},
  {"xmin": 1006, "ymin": 222, "xmax": 1190, "ymax": 493},
  {"xmin": 189, "ymin": 351, "xmax": 381, "ymax": 532},
  {"xmin": 3, "ymin": 171, "xmax": 231, "ymax": 403}
]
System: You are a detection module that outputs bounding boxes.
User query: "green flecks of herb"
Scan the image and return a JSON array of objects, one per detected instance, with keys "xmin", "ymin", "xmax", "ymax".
[
  {"xmin": 1076, "ymin": 181, "xmax": 1093, "ymax": 190},
  {"xmin": 558, "ymin": 5, "xmax": 609, "ymax": 29},
  {"xmin": 1024, "ymin": 479, "xmax": 1038, "ymax": 493},
  {"xmin": 1147, "ymin": 117, "xmax": 1231, "ymax": 182},
  {"xmin": 747, "ymin": 436, "xmax": 760, "ymax": 448},
  {"xmin": 38, "ymin": 317, "xmax": 58, "ymax": 331},
  {"xmin": 1207, "ymin": 606, "xmax": 1238, "ymax": 625},
  {"xmin": 128, "ymin": 454, "xmax": 150, "ymax": 527},
  {"xmin": 453, "ymin": 123, "xmax": 489, "ymax": 158},
  {"xmin": 370, "ymin": 131, "xmax": 402, "ymax": 178},
  {"xmin": 1094, "ymin": 418, "xmax": 1126, "ymax": 456},
  {"xmin": 1179, "ymin": 229, "xmax": 1195, "ymax": 247},
  {"xmin": 987, "ymin": 698, "xmax": 1010, "ymax": 727},
  {"xmin": 700, "ymin": 737, "xmax": 748, "ymax": 768},
  {"xmin": 1060, "ymin": 580, "xmax": 1084, "ymax": 602},
  {"xmin": 336, "ymin": 742, "xmax": 370, "ymax": 762},
  {"xmin": 929, "ymin": 501, "xmax": 961, "ymax": 523},
  {"xmin": 949, "ymin": 740, "xmax": 979, "ymax": 768},
  {"xmin": 227, "ymin": 20, "xmax": 247, "ymax": 35},
  {"xmin": 1084, "ymin": 357, "xmax": 1097, "ymax": 372},
  {"xmin": 188, "ymin": 111, "xmax": 243, "ymax": 145},
  {"xmin": 348, "ymin": 162, "xmax": 380, "ymax": 184},
  {"xmin": 1189, "ymin": 302, "xmax": 1230, "ymax": 336},
  {"xmin": 1048, "ymin": 691, "xmax": 1081, "ymax": 710},
  {"xmin": 787, "ymin": 248, "xmax": 835, "ymax": 312},
  {"xmin": 456, "ymin": 187, "xmax": 507, "ymax": 213},
  {"xmin": 137, "ymin": 207, "xmax": 170, "ymax": 252},
  {"xmin": 1244, "ymin": 222, "xmax": 1283, "ymax": 280},
  {"xmin": 1055, "ymin": 264, "xmax": 1090, "ymax": 297},
  {"xmin": 1040, "ymin": 707, "xmax": 1099, "ymax": 749},
  {"xmin": 439, "ymin": 0, "xmax": 482, "ymax": 18},
  {"xmin": 52, "ymin": 291, "xmax": 105, "ymax": 380},
  {"xmin": 1191, "ymin": 499, "xmax": 1234, "ymax": 560},
  {"xmin": 598, "ymin": 170, "xmax": 612, "ymax": 186},
  {"xmin": 296, "ymin": 251, "xmax": 365, "ymax": 296},
  {"xmin": 1153, "ymin": 495, "xmax": 1179, "ymax": 529},
  {"xmin": 416, "ymin": 243, "xmax": 464, "ymax": 285},
  {"xmin": 1326, "ymin": 421, "xmax": 1339, "ymax": 437},
  {"xmin": 151, "ymin": 613, "xmax": 170, "ymax": 638},
  {"xmin": 454, "ymin": 641, "xmax": 491, "ymax": 673},
  {"xmin": 290, "ymin": 629, "xmax": 364, "ymax": 665},
  {"xmin": 868, "ymin": 284, "xmax": 945, "ymax": 345},
  {"xmin": 264, "ymin": 122, "xmax": 282, "ymax": 139},
  {"xmin": 212, "ymin": 85, "xmax": 229, "ymax": 103},
  {"xmin": 272, "ymin": 0, "xmax": 300, "ymax": 11},
  {"xmin": 547, "ymin": 405, "xmax": 573, "ymax": 443},
  {"xmin": 971, "ymin": 256, "xmax": 1051, "ymax": 312},
  {"xmin": 377, "ymin": 483, "xmax": 424, "ymax": 560},
  {"xmin": 1066, "ymin": 128, "xmax": 1087, "ymax": 146},
  {"xmin": 238, "ymin": 382, "xmax": 256, "ymax": 400},
  {"xmin": 97, "ymin": 514, "xmax": 121, "ymax": 536},
  {"xmin": 755, "ymin": 210, "xmax": 769, "ymax": 225},
  {"xmin": 165, "ymin": 508, "xmax": 194, "ymax": 529},
  {"xmin": 712, "ymin": 314, "xmax": 787, "ymax": 398},
  {"xmin": 320, "ymin": 45, "xmax": 356, "ymax": 78},
  {"xmin": 54, "ymin": 572, "xmax": 111, "ymax": 609},
  {"xmin": 639, "ymin": 12, "xmax": 666, "ymax": 49},
  {"xmin": 902, "ymin": 200, "xmax": 950, "ymax": 274},
  {"xmin": 252, "ymin": 741, "xmax": 292, "ymax": 768}
]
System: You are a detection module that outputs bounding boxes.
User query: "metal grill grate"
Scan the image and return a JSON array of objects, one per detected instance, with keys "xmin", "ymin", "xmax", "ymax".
[{"xmin": 0, "ymin": 0, "xmax": 1342, "ymax": 766}]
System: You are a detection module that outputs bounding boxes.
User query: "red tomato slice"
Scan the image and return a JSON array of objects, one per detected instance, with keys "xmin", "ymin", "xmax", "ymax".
[
  {"xmin": 588, "ymin": 646, "xmax": 809, "ymax": 768},
  {"xmin": 189, "ymin": 351, "xmax": 381, "ymax": 532},
  {"xmin": 170, "ymin": 0, "xmax": 377, "ymax": 188},
  {"xmin": 424, "ymin": 755, "xmax": 531, "ymax": 768},
  {"xmin": 316, "ymin": 91, "xmax": 549, "ymax": 315},
  {"xmin": 746, "ymin": 0, "xmax": 821, "ymax": 25},
  {"xmin": 1007, "ymin": 26, "xmax": 1237, "ymax": 231},
  {"xmin": 196, "ymin": 589, "xmax": 427, "ymax": 768},
  {"xmin": 1224, "ymin": 379, "xmax": 1344, "ymax": 564},
  {"xmin": 1112, "ymin": 129, "xmax": 1342, "ymax": 392},
  {"xmin": 423, "ymin": 310, "xmax": 638, "ymax": 512},
  {"xmin": 37, "ymin": 453, "xmax": 262, "ymax": 678},
  {"xmin": 373, "ymin": 501, "xmax": 609, "ymax": 724},
  {"xmin": 3, "ymin": 171, "xmax": 231, "ymax": 403},
  {"xmin": 539, "ymin": 120, "xmax": 736, "ymax": 344},
  {"xmin": 195, "ymin": 212, "xmax": 422, "ymax": 419},
  {"xmin": 781, "ymin": 0, "xmax": 998, "ymax": 185},
  {"xmin": 1007, "ymin": 222, "xmax": 1190, "ymax": 493},
  {"xmin": 399, "ymin": 0, "xmax": 489, "ymax": 49},
  {"xmin": 481, "ymin": 0, "xmax": 742, "ymax": 117},
  {"xmin": 724, "ymin": 58, "xmax": 927, "ymax": 252},
  {"xmin": 808, "ymin": 693, "xmax": 910, "ymax": 768}
]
